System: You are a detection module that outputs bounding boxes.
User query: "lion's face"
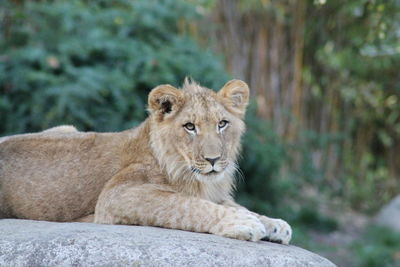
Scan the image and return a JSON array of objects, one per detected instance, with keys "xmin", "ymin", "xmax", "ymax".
[{"xmin": 148, "ymin": 79, "xmax": 249, "ymax": 183}]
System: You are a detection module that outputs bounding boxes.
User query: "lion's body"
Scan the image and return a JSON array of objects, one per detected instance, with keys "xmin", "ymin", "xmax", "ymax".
[
  {"xmin": 0, "ymin": 79, "xmax": 292, "ymax": 244},
  {"xmin": 0, "ymin": 124, "xmax": 146, "ymax": 221}
]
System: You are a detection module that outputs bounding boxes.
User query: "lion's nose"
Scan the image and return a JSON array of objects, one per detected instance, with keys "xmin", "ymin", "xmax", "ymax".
[{"xmin": 205, "ymin": 157, "xmax": 220, "ymax": 166}]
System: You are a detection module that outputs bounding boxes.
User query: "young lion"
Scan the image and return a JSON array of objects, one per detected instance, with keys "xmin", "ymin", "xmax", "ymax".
[{"xmin": 0, "ymin": 79, "xmax": 292, "ymax": 244}]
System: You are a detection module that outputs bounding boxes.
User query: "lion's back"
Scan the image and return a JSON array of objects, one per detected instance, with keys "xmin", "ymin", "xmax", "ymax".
[{"xmin": 0, "ymin": 127, "xmax": 124, "ymax": 221}]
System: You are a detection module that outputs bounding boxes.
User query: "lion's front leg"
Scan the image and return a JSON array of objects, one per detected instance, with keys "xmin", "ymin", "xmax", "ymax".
[
  {"xmin": 221, "ymin": 198, "xmax": 292, "ymax": 244},
  {"xmin": 95, "ymin": 183, "xmax": 267, "ymax": 242}
]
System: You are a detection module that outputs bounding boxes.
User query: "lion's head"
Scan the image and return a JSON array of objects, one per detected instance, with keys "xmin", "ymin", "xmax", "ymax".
[{"xmin": 148, "ymin": 79, "xmax": 249, "ymax": 185}]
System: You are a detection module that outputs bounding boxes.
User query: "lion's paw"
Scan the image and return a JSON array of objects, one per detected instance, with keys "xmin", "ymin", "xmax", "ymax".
[
  {"xmin": 259, "ymin": 216, "xmax": 292, "ymax": 245},
  {"xmin": 210, "ymin": 210, "xmax": 266, "ymax": 242}
]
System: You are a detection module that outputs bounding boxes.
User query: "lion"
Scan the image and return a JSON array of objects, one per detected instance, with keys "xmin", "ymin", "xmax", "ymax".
[{"xmin": 0, "ymin": 79, "xmax": 292, "ymax": 244}]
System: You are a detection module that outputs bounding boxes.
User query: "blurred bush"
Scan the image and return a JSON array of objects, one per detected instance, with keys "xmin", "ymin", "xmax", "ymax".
[
  {"xmin": 303, "ymin": 0, "xmax": 400, "ymax": 213},
  {"xmin": 236, "ymin": 105, "xmax": 286, "ymax": 214},
  {"xmin": 0, "ymin": 0, "xmax": 228, "ymax": 134},
  {"xmin": 351, "ymin": 226, "xmax": 400, "ymax": 267}
]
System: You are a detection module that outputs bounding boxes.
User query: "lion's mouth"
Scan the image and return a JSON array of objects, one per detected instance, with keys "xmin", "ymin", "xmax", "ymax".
[{"xmin": 190, "ymin": 167, "xmax": 220, "ymax": 175}]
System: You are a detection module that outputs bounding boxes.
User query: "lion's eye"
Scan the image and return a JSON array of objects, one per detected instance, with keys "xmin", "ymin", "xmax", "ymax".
[
  {"xmin": 183, "ymin": 122, "xmax": 196, "ymax": 131},
  {"xmin": 218, "ymin": 120, "xmax": 229, "ymax": 129}
]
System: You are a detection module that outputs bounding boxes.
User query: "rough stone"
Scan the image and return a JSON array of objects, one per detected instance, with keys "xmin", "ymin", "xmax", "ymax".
[
  {"xmin": 0, "ymin": 219, "xmax": 335, "ymax": 267},
  {"xmin": 375, "ymin": 195, "xmax": 400, "ymax": 232}
]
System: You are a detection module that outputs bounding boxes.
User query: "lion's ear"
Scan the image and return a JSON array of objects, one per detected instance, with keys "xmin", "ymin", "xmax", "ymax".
[
  {"xmin": 148, "ymin": 84, "xmax": 184, "ymax": 120},
  {"xmin": 217, "ymin": 79, "xmax": 249, "ymax": 117}
]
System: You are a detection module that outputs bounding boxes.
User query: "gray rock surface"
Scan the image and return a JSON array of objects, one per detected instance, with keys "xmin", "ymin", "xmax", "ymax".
[
  {"xmin": 0, "ymin": 219, "xmax": 335, "ymax": 267},
  {"xmin": 375, "ymin": 195, "xmax": 400, "ymax": 232}
]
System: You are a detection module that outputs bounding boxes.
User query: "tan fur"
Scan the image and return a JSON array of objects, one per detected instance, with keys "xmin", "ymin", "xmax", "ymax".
[{"xmin": 0, "ymin": 79, "xmax": 291, "ymax": 244}]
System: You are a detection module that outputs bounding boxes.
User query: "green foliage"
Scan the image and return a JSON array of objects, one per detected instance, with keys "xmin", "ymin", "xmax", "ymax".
[
  {"xmin": 304, "ymin": 0, "xmax": 400, "ymax": 212},
  {"xmin": 351, "ymin": 226, "xmax": 400, "ymax": 267},
  {"xmin": 293, "ymin": 207, "xmax": 338, "ymax": 233},
  {"xmin": 236, "ymin": 104, "xmax": 287, "ymax": 215},
  {"xmin": 0, "ymin": 0, "xmax": 228, "ymax": 134},
  {"xmin": 290, "ymin": 224, "xmax": 335, "ymax": 253}
]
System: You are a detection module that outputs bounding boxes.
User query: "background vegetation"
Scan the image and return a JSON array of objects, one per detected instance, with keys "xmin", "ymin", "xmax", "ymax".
[{"xmin": 1, "ymin": 0, "xmax": 399, "ymax": 266}]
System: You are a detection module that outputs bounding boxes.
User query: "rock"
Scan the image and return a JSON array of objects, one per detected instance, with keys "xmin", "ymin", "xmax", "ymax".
[
  {"xmin": 375, "ymin": 195, "xmax": 400, "ymax": 232},
  {"xmin": 0, "ymin": 219, "xmax": 335, "ymax": 267}
]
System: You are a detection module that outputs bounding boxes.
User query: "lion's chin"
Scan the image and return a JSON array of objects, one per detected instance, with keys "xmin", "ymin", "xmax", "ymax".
[{"xmin": 195, "ymin": 171, "xmax": 225, "ymax": 183}]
